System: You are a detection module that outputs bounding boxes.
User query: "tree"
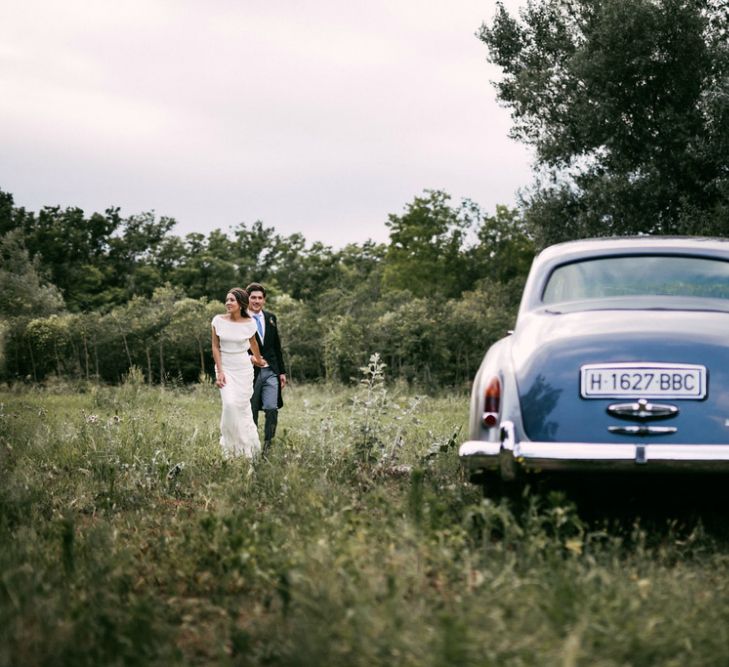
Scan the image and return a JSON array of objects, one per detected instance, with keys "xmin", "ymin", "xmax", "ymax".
[
  {"xmin": 108, "ymin": 210, "xmax": 177, "ymax": 301},
  {"xmin": 272, "ymin": 294, "xmax": 324, "ymax": 382},
  {"xmin": 116, "ymin": 286, "xmax": 182, "ymax": 384},
  {"xmin": 0, "ymin": 189, "xmax": 14, "ymax": 234},
  {"xmin": 471, "ymin": 205, "xmax": 535, "ymax": 285},
  {"xmin": 169, "ymin": 231, "xmax": 237, "ymax": 301},
  {"xmin": 312, "ymin": 241, "xmax": 387, "ymax": 320},
  {"xmin": 18, "ymin": 205, "xmax": 120, "ymax": 310},
  {"xmin": 230, "ymin": 220, "xmax": 282, "ymax": 285},
  {"xmin": 271, "ymin": 235, "xmax": 340, "ymax": 301},
  {"xmin": 382, "ymin": 190, "xmax": 478, "ymax": 298},
  {"xmin": 165, "ymin": 297, "xmax": 219, "ymax": 380},
  {"xmin": 5, "ymin": 200, "xmax": 179, "ymax": 310},
  {"xmin": 24, "ymin": 315, "xmax": 74, "ymax": 380},
  {"xmin": 322, "ymin": 314, "xmax": 368, "ymax": 382},
  {"xmin": 482, "ymin": 0, "xmax": 729, "ymax": 246},
  {"xmin": 373, "ymin": 299, "xmax": 449, "ymax": 385},
  {"xmin": 0, "ymin": 230, "xmax": 65, "ymax": 317}
]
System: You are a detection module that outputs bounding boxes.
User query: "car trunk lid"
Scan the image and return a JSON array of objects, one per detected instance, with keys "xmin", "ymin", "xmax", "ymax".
[{"xmin": 512, "ymin": 309, "xmax": 729, "ymax": 444}]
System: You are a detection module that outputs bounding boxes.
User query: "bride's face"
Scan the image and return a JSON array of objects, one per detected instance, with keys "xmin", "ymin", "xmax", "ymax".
[{"xmin": 225, "ymin": 293, "xmax": 240, "ymax": 315}]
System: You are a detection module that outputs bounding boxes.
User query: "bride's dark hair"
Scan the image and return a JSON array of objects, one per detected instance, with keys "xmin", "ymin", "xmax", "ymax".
[{"xmin": 228, "ymin": 287, "xmax": 250, "ymax": 316}]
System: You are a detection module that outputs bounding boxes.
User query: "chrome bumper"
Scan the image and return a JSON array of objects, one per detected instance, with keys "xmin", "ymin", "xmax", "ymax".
[{"xmin": 460, "ymin": 422, "xmax": 729, "ymax": 475}]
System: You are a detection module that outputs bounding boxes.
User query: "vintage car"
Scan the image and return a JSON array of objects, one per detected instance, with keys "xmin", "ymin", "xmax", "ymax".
[{"xmin": 460, "ymin": 237, "xmax": 729, "ymax": 488}]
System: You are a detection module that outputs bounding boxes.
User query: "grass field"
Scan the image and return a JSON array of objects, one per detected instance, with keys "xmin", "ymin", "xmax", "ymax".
[{"xmin": 3, "ymin": 370, "xmax": 729, "ymax": 666}]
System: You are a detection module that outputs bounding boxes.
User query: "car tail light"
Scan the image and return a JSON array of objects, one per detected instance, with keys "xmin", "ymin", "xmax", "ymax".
[{"xmin": 482, "ymin": 377, "xmax": 500, "ymax": 428}]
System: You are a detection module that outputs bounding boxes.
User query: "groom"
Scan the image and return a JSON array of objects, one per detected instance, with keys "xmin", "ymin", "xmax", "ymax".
[{"xmin": 246, "ymin": 282, "xmax": 286, "ymax": 455}]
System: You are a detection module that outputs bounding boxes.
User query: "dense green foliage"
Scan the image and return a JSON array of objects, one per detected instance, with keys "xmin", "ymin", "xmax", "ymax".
[
  {"xmin": 482, "ymin": 0, "xmax": 729, "ymax": 247},
  {"xmin": 0, "ymin": 188, "xmax": 534, "ymax": 387},
  {"xmin": 3, "ymin": 378, "xmax": 729, "ymax": 666}
]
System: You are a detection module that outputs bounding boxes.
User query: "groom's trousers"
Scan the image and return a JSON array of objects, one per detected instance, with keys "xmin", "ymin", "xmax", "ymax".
[{"xmin": 252, "ymin": 367, "xmax": 280, "ymax": 447}]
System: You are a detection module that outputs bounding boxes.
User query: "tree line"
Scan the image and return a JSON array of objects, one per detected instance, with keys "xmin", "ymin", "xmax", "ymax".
[
  {"xmin": 2, "ymin": 0, "xmax": 727, "ymax": 387},
  {"xmin": 0, "ymin": 189, "xmax": 534, "ymax": 386}
]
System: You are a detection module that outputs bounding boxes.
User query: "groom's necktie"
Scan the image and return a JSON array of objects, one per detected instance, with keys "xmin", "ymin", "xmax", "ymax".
[{"xmin": 254, "ymin": 313, "xmax": 264, "ymax": 339}]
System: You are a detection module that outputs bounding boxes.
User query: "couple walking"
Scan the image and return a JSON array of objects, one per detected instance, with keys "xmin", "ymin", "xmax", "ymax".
[{"xmin": 211, "ymin": 282, "xmax": 286, "ymax": 459}]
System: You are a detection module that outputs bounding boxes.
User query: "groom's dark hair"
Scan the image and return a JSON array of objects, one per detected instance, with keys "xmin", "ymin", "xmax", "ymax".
[{"xmin": 246, "ymin": 282, "xmax": 266, "ymax": 297}]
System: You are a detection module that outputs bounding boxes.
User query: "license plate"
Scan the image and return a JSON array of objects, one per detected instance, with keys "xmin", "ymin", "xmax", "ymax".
[{"xmin": 580, "ymin": 363, "xmax": 707, "ymax": 399}]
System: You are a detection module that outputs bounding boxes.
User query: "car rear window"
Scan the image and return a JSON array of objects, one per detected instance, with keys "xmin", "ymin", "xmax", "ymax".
[{"xmin": 542, "ymin": 255, "xmax": 729, "ymax": 304}]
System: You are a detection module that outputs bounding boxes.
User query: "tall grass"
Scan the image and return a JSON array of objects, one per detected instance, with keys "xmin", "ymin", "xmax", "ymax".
[{"xmin": 3, "ymin": 370, "xmax": 729, "ymax": 665}]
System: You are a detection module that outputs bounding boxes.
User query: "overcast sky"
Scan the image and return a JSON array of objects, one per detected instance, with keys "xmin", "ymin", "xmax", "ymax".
[{"xmin": 1, "ymin": 1, "xmax": 532, "ymax": 247}]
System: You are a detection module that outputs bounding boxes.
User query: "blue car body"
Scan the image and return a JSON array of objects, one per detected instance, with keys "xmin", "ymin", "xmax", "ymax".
[{"xmin": 460, "ymin": 237, "xmax": 729, "ymax": 482}]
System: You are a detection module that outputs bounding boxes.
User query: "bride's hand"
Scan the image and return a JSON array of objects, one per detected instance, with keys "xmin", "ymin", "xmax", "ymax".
[{"xmin": 215, "ymin": 372, "xmax": 226, "ymax": 387}]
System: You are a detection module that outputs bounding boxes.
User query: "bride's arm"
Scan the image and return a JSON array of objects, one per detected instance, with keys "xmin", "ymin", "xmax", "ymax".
[
  {"xmin": 249, "ymin": 335, "xmax": 265, "ymax": 367},
  {"xmin": 212, "ymin": 324, "xmax": 226, "ymax": 387}
]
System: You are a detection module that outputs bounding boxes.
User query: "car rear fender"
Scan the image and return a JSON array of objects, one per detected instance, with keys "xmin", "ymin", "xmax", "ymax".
[{"xmin": 469, "ymin": 335, "xmax": 528, "ymax": 445}]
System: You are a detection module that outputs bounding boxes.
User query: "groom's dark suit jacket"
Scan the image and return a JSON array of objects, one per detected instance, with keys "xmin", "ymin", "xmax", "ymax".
[{"xmin": 252, "ymin": 310, "xmax": 286, "ymax": 408}]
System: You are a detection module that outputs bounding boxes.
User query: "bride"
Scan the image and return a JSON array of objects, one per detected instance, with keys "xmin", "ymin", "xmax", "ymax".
[{"xmin": 211, "ymin": 287, "xmax": 265, "ymax": 458}]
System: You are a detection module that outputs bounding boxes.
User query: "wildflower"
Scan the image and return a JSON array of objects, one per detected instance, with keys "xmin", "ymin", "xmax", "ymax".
[{"xmin": 565, "ymin": 538, "xmax": 583, "ymax": 556}]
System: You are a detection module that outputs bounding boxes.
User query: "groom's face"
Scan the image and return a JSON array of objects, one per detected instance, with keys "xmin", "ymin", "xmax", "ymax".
[{"xmin": 248, "ymin": 291, "xmax": 265, "ymax": 314}]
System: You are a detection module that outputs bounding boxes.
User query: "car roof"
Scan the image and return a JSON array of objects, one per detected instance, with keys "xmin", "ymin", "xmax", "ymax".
[{"xmin": 537, "ymin": 236, "xmax": 729, "ymax": 263}]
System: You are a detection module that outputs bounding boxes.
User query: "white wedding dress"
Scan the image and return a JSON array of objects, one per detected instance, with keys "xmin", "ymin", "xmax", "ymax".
[{"xmin": 212, "ymin": 315, "xmax": 261, "ymax": 458}]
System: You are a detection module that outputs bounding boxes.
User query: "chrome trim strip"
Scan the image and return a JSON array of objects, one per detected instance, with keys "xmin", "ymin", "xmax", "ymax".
[
  {"xmin": 514, "ymin": 442, "xmax": 636, "ymax": 461},
  {"xmin": 608, "ymin": 425, "xmax": 677, "ymax": 435}
]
